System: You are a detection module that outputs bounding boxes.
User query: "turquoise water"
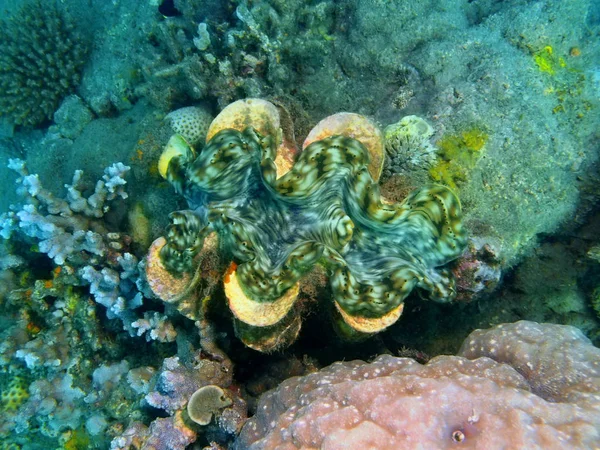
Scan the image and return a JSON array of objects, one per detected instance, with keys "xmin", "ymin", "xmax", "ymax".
[{"xmin": 0, "ymin": 0, "xmax": 599, "ymax": 448}]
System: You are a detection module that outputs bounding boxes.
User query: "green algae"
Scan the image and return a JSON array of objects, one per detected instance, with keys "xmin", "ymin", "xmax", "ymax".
[{"xmin": 429, "ymin": 128, "xmax": 488, "ymax": 190}]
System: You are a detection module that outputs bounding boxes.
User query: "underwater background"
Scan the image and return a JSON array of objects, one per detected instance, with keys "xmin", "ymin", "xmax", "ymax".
[{"xmin": 0, "ymin": 0, "xmax": 599, "ymax": 448}]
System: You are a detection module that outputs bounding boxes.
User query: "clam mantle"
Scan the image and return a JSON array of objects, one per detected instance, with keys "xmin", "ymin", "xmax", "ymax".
[{"xmin": 147, "ymin": 99, "xmax": 467, "ymax": 351}]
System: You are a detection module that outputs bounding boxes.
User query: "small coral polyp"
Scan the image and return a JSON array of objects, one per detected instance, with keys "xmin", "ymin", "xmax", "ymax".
[{"xmin": 151, "ymin": 99, "xmax": 467, "ymax": 351}]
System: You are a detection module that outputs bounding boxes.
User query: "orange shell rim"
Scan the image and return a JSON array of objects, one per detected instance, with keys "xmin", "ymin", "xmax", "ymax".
[
  {"xmin": 224, "ymin": 267, "xmax": 300, "ymax": 327},
  {"xmin": 334, "ymin": 301, "xmax": 404, "ymax": 334}
]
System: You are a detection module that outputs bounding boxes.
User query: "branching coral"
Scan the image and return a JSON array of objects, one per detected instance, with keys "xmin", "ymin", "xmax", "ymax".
[
  {"xmin": 0, "ymin": 159, "xmax": 160, "ymax": 338},
  {"xmin": 150, "ymin": 99, "xmax": 468, "ymax": 351},
  {"xmin": 0, "ymin": 159, "xmax": 130, "ymax": 263},
  {"xmin": 0, "ymin": 0, "xmax": 88, "ymax": 127}
]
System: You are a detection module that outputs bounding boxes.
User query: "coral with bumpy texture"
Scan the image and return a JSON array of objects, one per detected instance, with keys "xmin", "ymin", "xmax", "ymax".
[
  {"xmin": 0, "ymin": 0, "xmax": 88, "ymax": 127},
  {"xmin": 145, "ymin": 354, "xmax": 232, "ymax": 416},
  {"xmin": 155, "ymin": 100, "xmax": 467, "ymax": 350},
  {"xmin": 165, "ymin": 106, "xmax": 213, "ymax": 146},
  {"xmin": 458, "ymin": 320, "xmax": 600, "ymax": 404},
  {"xmin": 1, "ymin": 377, "xmax": 29, "ymax": 412},
  {"xmin": 383, "ymin": 115, "xmax": 438, "ymax": 179},
  {"xmin": 234, "ymin": 320, "xmax": 600, "ymax": 449},
  {"xmin": 110, "ymin": 412, "xmax": 196, "ymax": 450}
]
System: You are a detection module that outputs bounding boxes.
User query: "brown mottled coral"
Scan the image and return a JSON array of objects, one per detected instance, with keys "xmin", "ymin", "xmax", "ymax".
[{"xmin": 234, "ymin": 321, "xmax": 600, "ymax": 449}]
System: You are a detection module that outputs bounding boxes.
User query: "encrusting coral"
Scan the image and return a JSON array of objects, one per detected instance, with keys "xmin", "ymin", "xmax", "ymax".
[
  {"xmin": 1, "ymin": 376, "xmax": 29, "ymax": 413},
  {"xmin": 149, "ymin": 98, "xmax": 468, "ymax": 351},
  {"xmin": 112, "ymin": 347, "xmax": 246, "ymax": 450},
  {"xmin": 0, "ymin": 0, "xmax": 88, "ymax": 127},
  {"xmin": 428, "ymin": 128, "xmax": 488, "ymax": 190},
  {"xmin": 234, "ymin": 320, "xmax": 600, "ymax": 449}
]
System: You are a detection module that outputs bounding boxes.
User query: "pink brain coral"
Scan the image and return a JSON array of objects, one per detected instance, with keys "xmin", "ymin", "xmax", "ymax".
[{"xmin": 234, "ymin": 321, "xmax": 600, "ymax": 450}]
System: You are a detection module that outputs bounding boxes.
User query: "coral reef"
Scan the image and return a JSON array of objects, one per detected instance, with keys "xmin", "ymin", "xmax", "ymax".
[
  {"xmin": 1, "ymin": 158, "xmax": 130, "ymax": 257},
  {"xmin": 234, "ymin": 321, "xmax": 600, "ymax": 449},
  {"xmin": 451, "ymin": 238, "xmax": 502, "ymax": 303},
  {"xmin": 48, "ymin": 0, "xmax": 597, "ymax": 273},
  {"xmin": 63, "ymin": 0, "xmax": 600, "ymax": 272},
  {"xmin": 152, "ymin": 99, "xmax": 467, "ymax": 351},
  {"xmin": 110, "ymin": 412, "xmax": 196, "ymax": 450},
  {"xmin": 0, "ymin": 1, "xmax": 598, "ymax": 448},
  {"xmin": 1, "ymin": 376, "xmax": 29, "ymax": 413},
  {"xmin": 0, "ymin": 158, "xmax": 185, "ymax": 446},
  {"xmin": 0, "ymin": 210, "xmax": 239, "ymax": 449},
  {"xmin": 145, "ymin": 354, "xmax": 232, "ymax": 415},
  {"xmin": 0, "ymin": 296, "xmax": 126, "ymax": 446},
  {"xmin": 0, "ymin": 158, "xmax": 160, "ymax": 335},
  {"xmin": 111, "ymin": 348, "xmax": 246, "ymax": 450},
  {"xmin": 134, "ymin": 0, "xmax": 341, "ymax": 111},
  {"xmin": 0, "ymin": 0, "xmax": 88, "ymax": 127}
]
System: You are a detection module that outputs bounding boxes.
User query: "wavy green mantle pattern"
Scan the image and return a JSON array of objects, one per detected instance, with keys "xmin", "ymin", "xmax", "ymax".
[{"xmin": 159, "ymin": 126, "xmax": 467, "ymax": 347}]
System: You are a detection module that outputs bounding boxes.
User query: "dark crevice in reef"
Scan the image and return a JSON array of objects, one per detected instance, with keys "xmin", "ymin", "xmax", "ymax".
[{"xmin": 158, "ymin": 0, "xmax": 181, "ymax": 17}]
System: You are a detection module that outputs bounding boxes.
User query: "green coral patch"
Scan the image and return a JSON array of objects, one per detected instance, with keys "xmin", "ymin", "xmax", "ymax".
[
  {"xmin": 1, "ymin": 376, "xmax": 29, "ymax": 413},
  {"xmin": 429, "ymin": 128, "xmax": 488, "ymax": 190}
]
